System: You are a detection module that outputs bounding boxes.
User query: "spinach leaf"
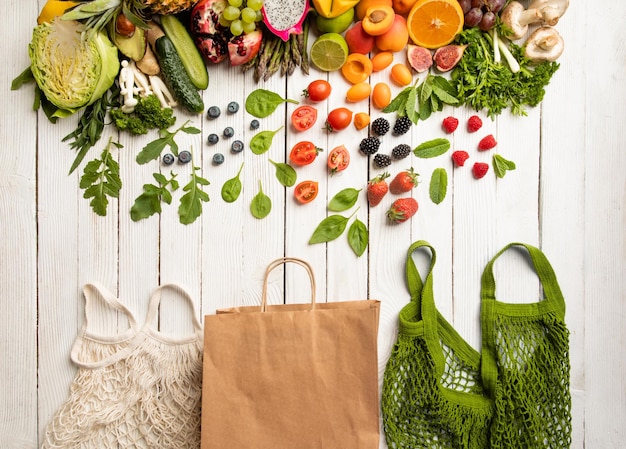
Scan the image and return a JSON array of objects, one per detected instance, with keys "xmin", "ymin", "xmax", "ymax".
[
  {"xmin": 269, "ymin": 159, "xmax": 296, "ymax": 187},
  {"xmin": 245, "ymin": 89, "xmax": 298, "ymax": 118},
  {"xmin": 250, "ymin": 126, "xmax": 283, "ymax": 155},
  {"xmin": 221, "ymin": 162, "xmax": 244, "ymax": 203},
  {"xmin": 250, "ymin": 180, "xmax": 271, "ymax": 219}
]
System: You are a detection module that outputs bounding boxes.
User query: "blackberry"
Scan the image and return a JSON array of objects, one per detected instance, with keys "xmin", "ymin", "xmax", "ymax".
[
  {"xmin": 371, "ymin": 117, "xmax": 390, "ymax": 136},
  {"xmin": 178, "ymin": 150, "xmax": 192, "ymax": 164},
  {"xmin": 373, "ymin": 153, "xmax": 392, "ymax": 168},
  {"xmin": 391, "ymin": 144, "xmax": 411, "ymax": 160},
  {"xmin": 212, "ymin": 153, "xmax": 225, "ymax": 165},
  {"xmin": 359, "ymin": 136, "xmax": 381, "ymax": 155},
  {"xmin": 207, "ymin": 106, "xmax": 220, "ymax": 119},
  {"xmin": 393, "ymin": 116, "xmax": 412, "ymax": 135}
]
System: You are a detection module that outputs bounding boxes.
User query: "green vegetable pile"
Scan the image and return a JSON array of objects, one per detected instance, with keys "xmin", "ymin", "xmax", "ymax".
[{"xmin": 109, "ymin": 94, "xmax": 176, "ymax": 135}]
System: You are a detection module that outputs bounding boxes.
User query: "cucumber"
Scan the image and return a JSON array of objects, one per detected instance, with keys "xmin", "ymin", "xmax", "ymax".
[
  {"xmin": 160, "ymin": 15, "xmax": 209, "ymax": 90},
  {"xmin": 154, "ymin": 35, "xmax": 205, "ymax": 114}
]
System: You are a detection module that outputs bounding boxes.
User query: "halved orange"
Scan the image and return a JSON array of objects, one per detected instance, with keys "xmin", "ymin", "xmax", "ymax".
[{"xmin": 406, "ymin": 0, "xmax": 464, "ymax": 49}]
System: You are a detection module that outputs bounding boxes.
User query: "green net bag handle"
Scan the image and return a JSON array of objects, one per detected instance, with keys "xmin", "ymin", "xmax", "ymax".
[
  {"xmin": 480, "ymin": 243, "xmax": 572, "ymax": 449},
  {"xmin": 382, "ymin": 241, "xmax": 493, "ymax": 449}
]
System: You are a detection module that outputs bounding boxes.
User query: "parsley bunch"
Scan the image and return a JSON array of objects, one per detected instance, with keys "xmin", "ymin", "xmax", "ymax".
[{"xmin": 451, "ymin": 27, "xmax": 560, "ymax": 118}]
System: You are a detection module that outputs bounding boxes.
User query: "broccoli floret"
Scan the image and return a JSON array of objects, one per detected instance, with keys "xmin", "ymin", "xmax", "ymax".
[{"xmin": 110, "ymin": 94, "xmax": 176, "ymax": 135}]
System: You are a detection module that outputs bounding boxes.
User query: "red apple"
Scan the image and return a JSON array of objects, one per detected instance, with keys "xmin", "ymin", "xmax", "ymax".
[{"xmin": 345, "ymin": 21, "xmax": 376, "ymax": 55}]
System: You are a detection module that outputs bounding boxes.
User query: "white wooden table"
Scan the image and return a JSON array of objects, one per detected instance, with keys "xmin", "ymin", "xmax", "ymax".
[{"xmin": 1, "ymin": 1, "xmax": 625, "ymax": 447}]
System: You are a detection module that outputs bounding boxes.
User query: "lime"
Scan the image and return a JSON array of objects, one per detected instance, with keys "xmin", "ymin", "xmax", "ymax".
[
  {"xmin": 316, "ymin": 7, "xmax": 355, "ymax": 34},
  {"xmin": 310, "ymin": 33, "xmax": 349, "ymax": 72}
]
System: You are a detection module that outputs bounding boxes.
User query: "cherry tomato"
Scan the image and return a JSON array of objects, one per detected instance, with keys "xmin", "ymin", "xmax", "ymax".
[
  {"xmin": 291, "ymin": 105, "xmax": 318, "ymax": 131},
  {"xmin": 325, "ymin": 107, "xmax": 353, "ymax": 132},
  {"xmin": 289, "ymin": 141, "xmax": 322, "ymax": 166},
  {"xmin": 294, "ymin": 180, "xmax": 319, "ymax": 204},
  {"xmin": 327, "ymin": 145, "xmax": 350, "ymax": 174},
  {"xmin": 303, "ymin": 79, "xmax": 332, "ymax": 102}
]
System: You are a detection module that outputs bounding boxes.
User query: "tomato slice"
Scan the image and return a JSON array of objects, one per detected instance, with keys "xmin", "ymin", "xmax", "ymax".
[
  {"xmin": 294, "ymin": 180, "xmax": 319, "ymax": 204},
  {"xmin": 291, "ymin": 105, "xmax": 318, "ymax": 131},
  {"xmin": 327, "ymin": 145, "xmax": 350, "ymax": 174},
  {"xmin": 289, "ymin": 141, "xmax": 322, "ymax": 166}
]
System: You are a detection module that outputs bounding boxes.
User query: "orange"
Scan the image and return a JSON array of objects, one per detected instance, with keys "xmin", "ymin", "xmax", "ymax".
[{"xmin": 406, "ymin": 0, "xmax": 464, "ymax": 49}]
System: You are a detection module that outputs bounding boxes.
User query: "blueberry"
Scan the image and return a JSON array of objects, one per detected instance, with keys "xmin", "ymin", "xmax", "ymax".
[
  {"xmin": 223, "ymin": 126, "xmax": 235, "ymax": 138},
  {"xmin": 212, "ymin": 153, "xmax": 225, "ymax": 165},
  {"xmin": 207, "ymin": 106, "xmax": 220, "ymax": 119},
  {"xmin": 230, "ymin": 140, "xmax": 244, "ymax": 153},
  {"xmin": 250, "ymin": 119, "xmax": 260, "ymax": 130},
  {"xmin": 207, "ymin": 133, "xmax": 219, "ymax": 145},
  {"xmin": 227, "ymin": 101, "xmax": 239, "ymax": 114},
  {"xmin": 162, "ymin": 153, "xmax": 175, "ymax": 165},
  {"xmin": 178, "ymin": 150, "xmax": 192, "ymax": 164}
]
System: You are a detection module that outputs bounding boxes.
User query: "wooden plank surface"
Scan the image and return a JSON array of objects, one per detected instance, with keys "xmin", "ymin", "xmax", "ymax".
[{"xmin": 1, "ymin": 1, "xmax": 625, "ymax": 447}]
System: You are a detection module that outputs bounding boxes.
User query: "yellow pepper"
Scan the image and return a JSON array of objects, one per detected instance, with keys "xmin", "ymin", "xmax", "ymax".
[{"xmin": 312, "ymin": 0, "xmax": 360, "ymax": 18}]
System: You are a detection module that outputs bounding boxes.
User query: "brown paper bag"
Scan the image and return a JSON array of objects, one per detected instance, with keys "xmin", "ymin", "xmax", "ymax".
[{"xmin": 201, "ymin": 257, "xmax": 381, "ymax": 449}]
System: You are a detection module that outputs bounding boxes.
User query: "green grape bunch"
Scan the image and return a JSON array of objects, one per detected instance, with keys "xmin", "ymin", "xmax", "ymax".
[{"xmin": 220, "ymin": 0, "xmax": 265, "ymax": 36}]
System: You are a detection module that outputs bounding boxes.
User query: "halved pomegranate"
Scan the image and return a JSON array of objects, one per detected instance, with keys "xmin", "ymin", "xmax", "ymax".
[{"xmin": 228, "ymin": 30, "xmax": 262, "ymax": 66}]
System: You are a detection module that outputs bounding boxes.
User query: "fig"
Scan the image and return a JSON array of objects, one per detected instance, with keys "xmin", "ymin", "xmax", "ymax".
[
  {"xmin": 406, "ymin": 44, "xmax": 432, "ymax": 73},
  {"xmin": 433, "ymin": 44, "xmax": 467, "ymax": 72}
]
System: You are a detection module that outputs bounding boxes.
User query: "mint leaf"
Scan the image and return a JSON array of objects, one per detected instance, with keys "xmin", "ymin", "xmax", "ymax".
[
  {"xmin": 414, "ymin": 138, "xmax": 451, "ymax": 158},
  {"xmin": 79, "ymin": 137, "xmax": 122, "ymax": 216},
  {"xmin": 429, "ymin": 168, "xmax": 448, "ymax": 204},
  {"xmin": 493, "ymin": 154, "xmax": 517, "ymax": 178}
]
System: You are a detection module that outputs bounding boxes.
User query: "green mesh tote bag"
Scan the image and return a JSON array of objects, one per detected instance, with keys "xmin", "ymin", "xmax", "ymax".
[
  {"xmin": 480, "ymin": 243, "xmax": 572, "ymax": 449},
  {"xmin": 382, "ymin": 241, "xmax": 493, "ymax": 449}
]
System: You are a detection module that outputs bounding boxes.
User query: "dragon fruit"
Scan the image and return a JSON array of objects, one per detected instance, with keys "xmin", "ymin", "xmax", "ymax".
[{"xmin": 261, "ymin": 0, "xmax": 310, "ymax": 41}]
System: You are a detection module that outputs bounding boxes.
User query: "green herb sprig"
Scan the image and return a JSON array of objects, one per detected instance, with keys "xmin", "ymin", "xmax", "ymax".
[
  {"xmin": 79, "ymin": 137, "xmax": 122, "ymax": 216},
  {"xmin": 130, "ymin": 172, "xmax": 179, "ymax": 222},
  {"xmin": 136, "ymin": 120, "xmax": 200, "ymax": 165}
]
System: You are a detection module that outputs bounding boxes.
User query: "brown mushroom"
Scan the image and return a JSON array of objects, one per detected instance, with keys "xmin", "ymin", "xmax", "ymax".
[
  {"xmin": 500, "ymin": 1, "xmax": 543, "ymax": 40},
  {"xmin": 524, "ymin": 27, "xmax": 565, "ymax": 62},
  {"xmin": 528, "ymin": 0, "xmax": 570, "ymax": 26}
]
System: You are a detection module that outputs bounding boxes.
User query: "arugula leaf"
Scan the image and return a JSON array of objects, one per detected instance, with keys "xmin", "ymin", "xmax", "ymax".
[
  {"xmin": 429, "ymin": 168, "xmax": 448, "ymax": 204},
  {"xmin": 136, "ymin": 120, "xmax": 200, "ymax": 165},
  {"xmin": 130, "ymin": 172, "xmax": 179, "ymax": 221},
  {"xmin": 493, "ymin": 154, "xmax": 517, "ymax": 178},
  {"xmin": 79, "ymin": 137, "xmax": 122, "ymax": 217},
  {"xmin": 178, "ymin": 163, "xmax": 210, "ymax": 225},
  {"xmin": 269, "ymin": 159, "xmax": 296, "ymax": 187},
  {"xmin": 221, "ymin": 162, "xmax": 244, "ymax": 203},
  {"xmin": 250, "ymin": 180, "xmax": 271, "ymax": 219},
  {"xmin": 414, "ymin": 138, "xmax": 451, "ymax": 158}
]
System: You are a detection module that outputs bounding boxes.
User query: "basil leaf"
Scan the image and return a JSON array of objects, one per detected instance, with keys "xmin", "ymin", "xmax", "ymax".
[
  {"xmin": 309, "ymin": 215, "xmax": 349, "ymax": 244},
  {"xmin": 245, "ymin": 89, "xmax": 298, "ymax": 118},
  {"xmin": 348, "ymin": 218, "xmax": 368, "ymax": 257},
  {"xmin": 250, "ymin": 126, "xmax": 283, "ymax": 155},
  {"xmin": 250, "ymin": 181, "xmax": 271, "ymax": 219},
  {"xmin": 414, "ymin": 138, "xmax": 451, "ymax": 158},
  {"xmin": 269, "ymin": 159, "xmax": 296, "ymax": 187},
  {"xmin": 493, "ymin": 154, "xmax": 517, "ymax": 178},
  {"xmin": 221, "ymin": 162, "xmax": 244, "ymax": 203},
  {"xmin": 328, "ymin": 188, "xmax": 361, "ymax": 212},
  {"xmin": 429, "ymin": 168, "xmax": 448, "ymax": 205}
]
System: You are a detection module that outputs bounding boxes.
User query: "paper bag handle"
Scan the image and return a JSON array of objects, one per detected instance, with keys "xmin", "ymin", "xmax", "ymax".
[{"xmin": 261, "ymin": 257, "xmax": 317, "ymax": 312}]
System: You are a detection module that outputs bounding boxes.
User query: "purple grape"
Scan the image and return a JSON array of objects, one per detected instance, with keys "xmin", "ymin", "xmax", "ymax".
[
  {"xmin": 479, "ymin": 11, "xmax": 496, "ymax": 31},
  {"xmin": 471, "ymin": 0, "xmax": 484, "ymax": 8},
  {"xmin": 464, "ymin": 8, "xmax": 483, "ymax": 27},
  {"xmin": 484, "ymin": 0, "xmax": 505, "ymax": 13},
  {"xmin": 458, "ymin": 0, "xmax": 472, "ymax": 14}
]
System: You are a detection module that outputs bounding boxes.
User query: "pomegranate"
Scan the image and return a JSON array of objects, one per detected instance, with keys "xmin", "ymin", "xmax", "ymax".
[{"xmin": 228, "ymin": 30, "xmax": 262, "ymax": 66}]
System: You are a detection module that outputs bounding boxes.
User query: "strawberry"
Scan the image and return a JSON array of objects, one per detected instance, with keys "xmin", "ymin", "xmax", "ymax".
[
  {"xmin": 478, "ymin": 134, "xmax": 497, "ymax": 151},
  {"xmin": 389, "ymin": 167, "xmax": 419, "ymax": 194},
  {"xmin": 472, "ymin": 162, "xmax": 489, "ymax": 179},
  {"xmin": 451, "ymin": 150, "xmax": 470, "ymax": 167},
  {"xmin": 367, "ymin": 172, "xmax": 390, "ymax": 207},
  {"xmin": 467, "ymin": 115, "xmax": 483, "ymax": 132},
  {"xmin": 386, "ymin": 197, "xmax": 419, "ymax": 223},
  {"xmin": 442, "ymin": 116, "xmax": 459, "ymax": 133}
]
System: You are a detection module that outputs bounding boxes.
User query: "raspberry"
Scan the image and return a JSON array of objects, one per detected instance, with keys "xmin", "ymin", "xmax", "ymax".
[
  {"xmin": 359, "ymin": 136, "xmax": 381, "ymax": 155},
  {"xmin": 371, "ymin": 117, "xmax": 390, "ymax": 136},
  {"xmin": 451, "ymin": 150, "xmax": 470, "ymax": 167},
  {"xmin": 393, "ymin": 116, "xmax": 412, "ymax": 135},
  {"xmin": 472, "ymin": 162, "xmax": 489, "ymax": 179},
  {"xmin": 373, "ymin": 153, "xmax": 392, "ymax": 168},
  {"xmin": 442, "ymin": 116, "xmax": 459, "ymax": 133},
  {"xmin": 391, "ymin": 144, "xmax": 411, "ymax": 160},
  {"xmin": 467, "ymin": 115, "xmax": 483, "ymax": 132},
  {"xmin": 478, "ymin": 134, "xmax": 497, "ymax": 151}
]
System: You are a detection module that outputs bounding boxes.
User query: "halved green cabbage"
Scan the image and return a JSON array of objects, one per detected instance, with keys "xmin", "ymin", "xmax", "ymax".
[{"xmin": 28, "ymin": 18, "xmax": 119, "ymax": 114}]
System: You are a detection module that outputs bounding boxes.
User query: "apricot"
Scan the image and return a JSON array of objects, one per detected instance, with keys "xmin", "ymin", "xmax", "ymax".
[
  {"xmin": 341, "ymin": 53, "xmax": 374, "ymax": 84},
  {"xmin": 392, "ymin": 0, "xmax": 419, "ymax": 16},
  {"xmin": 375, "ymin": 14, "xmax": 409, "ymax": 52},
  {"xmin": 355, "ymin": 0, "xmax": 393, "ymax": 21},
  {"xmin": 345, "ymin": 21, "xmax": 376, "ymax": 54},
  {"xmin": 354, "ymin": 112, "xmax": 371, "ymax": 130},
  {"xmin": 361, "ymin": 5, "xmax": 395, "ymax": 36}
]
